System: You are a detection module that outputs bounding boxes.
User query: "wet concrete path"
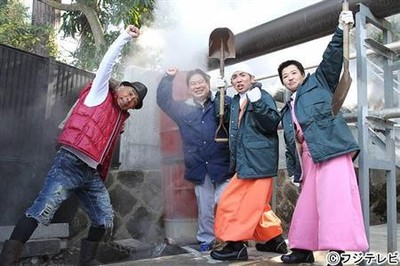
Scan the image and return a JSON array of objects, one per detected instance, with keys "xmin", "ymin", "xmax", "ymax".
[{"xmin": 105, "ymin": 224, "xmax": 399, "ymax": 266}]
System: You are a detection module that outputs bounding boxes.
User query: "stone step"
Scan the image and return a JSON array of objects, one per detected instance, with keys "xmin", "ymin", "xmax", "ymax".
[
  {"xmin": 0, "ymin": 223, "xmax": 69, "ymax": 258},
  {"xmin": 23, "ymin": 238, "xmax": 62, "ymax": 257},
  {"xmin": 0, "ymin": 223, "xmax": 69, "ymax": 242}
]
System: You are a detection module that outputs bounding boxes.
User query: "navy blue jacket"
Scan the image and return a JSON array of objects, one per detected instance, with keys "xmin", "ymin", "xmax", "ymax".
[
  {"xmin": 281, "ymin": 28, "xmax": 359, "ymax": 182},
  {"xmin": 216, "ymin": 83, "xmax": 280, "ymax": 179},
  {"xmin": 157, "ymin": 74, "xmax": 232, "ymax": 185}
]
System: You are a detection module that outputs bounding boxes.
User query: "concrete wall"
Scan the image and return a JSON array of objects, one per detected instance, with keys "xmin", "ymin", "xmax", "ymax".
[{"xmin": 119, "ymin": 68, "xmax": 163, "ymax": 171}]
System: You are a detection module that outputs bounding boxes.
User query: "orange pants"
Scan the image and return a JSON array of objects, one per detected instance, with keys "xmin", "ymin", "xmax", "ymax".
[{"xmin": 214, "ymin": 173, "xmax": 283, "ymax": 242}]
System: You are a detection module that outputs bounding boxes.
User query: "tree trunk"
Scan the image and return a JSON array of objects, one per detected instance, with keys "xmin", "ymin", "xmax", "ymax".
[
  {"xmin": 38, "ymin": 0, "xmax": 106, "ymax": 51},
  {"xmin": 32, "ymin": 0, "xmax": 60, "ymax": 56}
]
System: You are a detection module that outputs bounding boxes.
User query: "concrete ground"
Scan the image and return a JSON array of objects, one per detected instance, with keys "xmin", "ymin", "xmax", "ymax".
[{"xmin": 106, "ymin": 224, "xmax": 399, "ymax": 266}]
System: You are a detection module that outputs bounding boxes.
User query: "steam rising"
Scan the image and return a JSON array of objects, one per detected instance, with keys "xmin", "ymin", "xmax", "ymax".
[{"xmin": 133, "ymin": 0, "xmax": 323, "ymax": 72}]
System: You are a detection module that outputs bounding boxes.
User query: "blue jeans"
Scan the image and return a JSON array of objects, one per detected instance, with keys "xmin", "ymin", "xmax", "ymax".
[{"xmin": 26, "ymin": 149, "xmax": 114, "ymax": 229}]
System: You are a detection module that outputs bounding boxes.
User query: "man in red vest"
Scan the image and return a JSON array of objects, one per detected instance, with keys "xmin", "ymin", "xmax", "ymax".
[{"xmin": 0, "ymin": 25, "xmax": 147, "ymax": 266}]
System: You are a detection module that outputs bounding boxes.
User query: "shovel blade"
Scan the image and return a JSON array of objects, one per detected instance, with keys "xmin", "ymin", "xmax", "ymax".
[
  {"xmin": 209, "ymin": 27, "xmax": 236, "ymax": 60},
  {"xmin": 332, "ymin": 71, "xmax": 352, "ymax": 116}
]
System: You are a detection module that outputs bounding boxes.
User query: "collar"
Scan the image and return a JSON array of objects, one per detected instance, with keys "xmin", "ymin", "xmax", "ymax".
[
  {"xmin": 291, "ymin": 91, "xmax": 297, "ymax": 101},
  {"xmin": 185, "ymin": 96, "xmax": 211, "ymax": 108}
]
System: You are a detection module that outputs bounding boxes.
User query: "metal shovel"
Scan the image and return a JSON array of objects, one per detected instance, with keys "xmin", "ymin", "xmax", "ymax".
[
  {"xmin": 332, "ymin": 0, "xmax": 352, "ymax": 116},
  {"xmin": 209, "ymin": 27, "xmax": 236, "ymax": 142}
]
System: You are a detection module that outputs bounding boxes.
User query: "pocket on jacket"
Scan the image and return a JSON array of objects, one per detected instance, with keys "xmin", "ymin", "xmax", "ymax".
[
  {"xmin": 182, "ymin": 112, "xmax": 201, "ymax": 125},
  {"xmin": 244, "ymin": 141, "xmax": 269, "ymax": 149},
  {"xmin": 306, "ymin": 100, "xmax": 331, "ymax": 120}
]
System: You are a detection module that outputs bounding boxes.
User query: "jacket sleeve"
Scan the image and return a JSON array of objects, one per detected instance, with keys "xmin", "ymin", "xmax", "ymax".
[
  {"xmin": 86, "ymin": 31, "xmax": 133, "ymax": 106},
  {"xmin": 281, "ymin": 106, "xmax": 295, "ymax": 176},
  {"xmin": 156, "ymin": 74, "xmax": 184, "ymax": 123},
  {"xmin": 285, "ymin": 146, "xmax": 296, "ymax": 177},
  {"xmin": 284, "ymin": 136, "xmax": 302, "ymax": 182},
  {"xmin": 315, "ymin": 27, "xmax": 344, "ymax": 93},
  {"xmin": 281, "ymin": 106, "xmax": 302, "ymax": 182},
  {"xmin": 250, "ymin": 90, "xmax": 281, "ymax": 134}
]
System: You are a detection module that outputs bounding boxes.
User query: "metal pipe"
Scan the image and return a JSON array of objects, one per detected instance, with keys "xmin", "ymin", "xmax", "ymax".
[
  {"xmin": 276, "ymin": 108, "xmax": 400, "ymax": 128},
  {"xmin": 343, "ymin": 107, "xmax": 400, "ymax": 123},
  {"xmin": 208, "ymin": 0, "xmax": 400, "ymax": 69}
]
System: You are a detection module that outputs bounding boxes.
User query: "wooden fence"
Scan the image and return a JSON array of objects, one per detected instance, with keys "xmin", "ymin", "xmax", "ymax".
[{"xmin": 0, "ymin": 44, "xmax": 97, "ymax": 225}]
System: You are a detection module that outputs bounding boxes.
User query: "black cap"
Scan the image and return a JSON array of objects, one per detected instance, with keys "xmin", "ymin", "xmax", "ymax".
[{"xmin": 120, "ymin": 81, "xmax": 148, "ymax": 109}]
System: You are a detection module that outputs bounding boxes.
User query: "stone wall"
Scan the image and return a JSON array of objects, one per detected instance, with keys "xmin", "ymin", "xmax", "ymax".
[
  {"xmin": 275, "ymin": 169, "xmax": 300, "ymax": 237},
  {"xmin": 68, "ymin": 168, "xmax": 399, "ymax": 245},
  {"xmin": 68, "ymin": 170, "xmax": 165, "ymax": 246}
]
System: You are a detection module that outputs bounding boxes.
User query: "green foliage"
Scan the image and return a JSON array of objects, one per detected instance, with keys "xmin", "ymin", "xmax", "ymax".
[
  {"xmin": 101, "ymin": 0, "xmax": 155, "ymax": 29},
  {"xmin": 0, "ymin": 1, "xmax": 58, "ymax": 56},
  {"xmin": 72, "ymin": 34, "xmax": 101, "ymax": 70},
  {"xmin": 60, "ymin": 10, "xmax": 88, "ymax": 39},
  {"xmin": 0, "ymin": 0, "xmax": 7, "ymax": 8},
  {"xmin": 59, "ymin": 0, "xmax": 155, "ymax": 71}
]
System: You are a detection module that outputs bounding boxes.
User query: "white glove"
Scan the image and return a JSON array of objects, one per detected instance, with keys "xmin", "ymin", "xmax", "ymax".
[
  {"xmin": 216, "ymin": 77, "xmax": 227, "ymax": 89},
  {"xmin": 338, "ymin": 11, "xmax": 354, "ymax": 30},
  {"xmin": 246, "ymin": 86, "xmax": 261, "ymax": 102}
]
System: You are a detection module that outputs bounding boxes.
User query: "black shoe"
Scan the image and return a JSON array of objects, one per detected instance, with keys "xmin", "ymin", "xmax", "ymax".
[
  {"xmin": 255, "ymin": 235, "xmax": 288, "ymax": 254},
  {"xmin": 210, "ymin": 241, "xmax": 248, "ymax": 261},
  {"xmin": 281, "ymin": 248, "xmax": 315, "ymax": 264}
]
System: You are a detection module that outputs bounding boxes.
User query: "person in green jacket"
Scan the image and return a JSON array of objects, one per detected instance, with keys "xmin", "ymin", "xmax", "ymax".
[
  {"xmin": 210, "ymin": 63, "xmax": 287, "ymax": 261},
  {"xmin": 279, "ymin": 10, "xmax": 368, "ymax": 265}
]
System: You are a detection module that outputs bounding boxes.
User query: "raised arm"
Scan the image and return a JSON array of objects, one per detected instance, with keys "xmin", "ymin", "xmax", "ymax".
[
  {"xmin": 156, "ymin": 67, "xmax": 184, "ymax": 123},
  {"xmin": 85, "ymin": 25, "xmax": 140, "ymax": 107},
  {"xmin": 315, "ymin": 11, "xmax": 354, "ymax": 92}
]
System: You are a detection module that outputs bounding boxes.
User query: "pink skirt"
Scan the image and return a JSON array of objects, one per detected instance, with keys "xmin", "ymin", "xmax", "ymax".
[{"xmin": 288, "ymin": 147, "xmax": 369, "ymax": 251}]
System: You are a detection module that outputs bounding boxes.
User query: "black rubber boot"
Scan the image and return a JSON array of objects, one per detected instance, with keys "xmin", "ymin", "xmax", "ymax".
[
  {"xmin": 255, "ymin": 234, "xmax": 288, "ymax": 254},
  {"xmin": 0, "ymin": 240, "xmax": 24, "ymax": 266},
  {"xmin": 281, "ymin": 248, "xmax": 315, "ymax": 264},
  {"xmin": 79, "ymin": 239, "xmax": 101, "ymax": 265},
  {"xmin": 210, "ymin": 241, "xmax": 248, "ymax": 261}
]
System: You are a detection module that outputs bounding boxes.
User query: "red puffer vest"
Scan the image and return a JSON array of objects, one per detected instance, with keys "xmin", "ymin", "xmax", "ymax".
[{"xmin": 58, "ymin": 82, "xmax": 129, "ymax": 181}]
